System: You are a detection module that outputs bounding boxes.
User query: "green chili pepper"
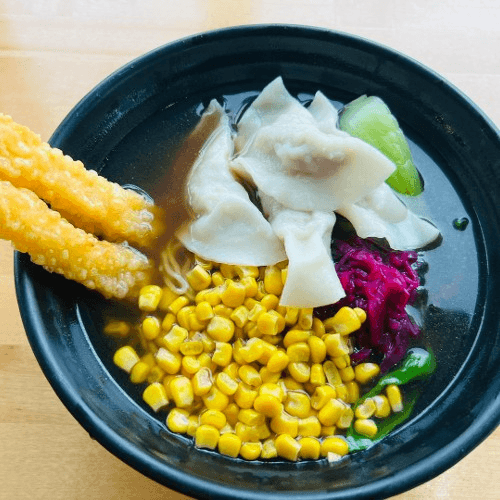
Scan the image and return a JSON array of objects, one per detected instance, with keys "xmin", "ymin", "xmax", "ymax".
[{"xmin": 346, "ymin": 348, "xmax": 436, "ymax": 452}]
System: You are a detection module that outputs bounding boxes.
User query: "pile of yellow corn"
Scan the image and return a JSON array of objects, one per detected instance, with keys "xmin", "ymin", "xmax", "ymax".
[{"xmin": 107, "ymin": 258, "xmax": 403, "ymax": 461}]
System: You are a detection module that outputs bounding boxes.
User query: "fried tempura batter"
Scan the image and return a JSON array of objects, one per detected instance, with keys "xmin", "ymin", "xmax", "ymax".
[
  {"xmin": 0, "ymin": 180, "xmax": 154, "ymax": 299},
  {"xmin": 0, "ymin": 114, "xmax": 164, "ymax": 247}
]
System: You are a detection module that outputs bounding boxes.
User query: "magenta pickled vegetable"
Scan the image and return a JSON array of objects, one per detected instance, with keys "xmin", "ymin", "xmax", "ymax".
[{"xmin": 317, "ymin": 237, "xmax": 421, "ymax": 372}]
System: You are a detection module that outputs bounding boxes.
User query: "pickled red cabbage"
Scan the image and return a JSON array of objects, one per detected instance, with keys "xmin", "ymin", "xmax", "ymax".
[{"xmin": 317, "ymin": 237, "xmax": 421, "ymax": 372}]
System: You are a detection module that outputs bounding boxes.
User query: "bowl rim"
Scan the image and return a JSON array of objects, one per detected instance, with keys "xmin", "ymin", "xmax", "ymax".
[{"xmin": 15, "ymin": 23, "xmax": 500, "ymax": 500}]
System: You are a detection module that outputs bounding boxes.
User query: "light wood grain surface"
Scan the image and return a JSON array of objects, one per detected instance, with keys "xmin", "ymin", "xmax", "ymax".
[{"xmin": 1, "ymin": 1, "xmax": 499, "ymax": 499}]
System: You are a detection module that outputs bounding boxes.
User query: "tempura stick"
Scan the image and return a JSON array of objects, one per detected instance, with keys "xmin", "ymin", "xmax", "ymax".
[
  {"xmin": 0, "ymin": 180, "xmax": 154, "ymax": 299},
  {"xmin": 0, "ymin": 114, "xmax": 164, "ymax": 247}
]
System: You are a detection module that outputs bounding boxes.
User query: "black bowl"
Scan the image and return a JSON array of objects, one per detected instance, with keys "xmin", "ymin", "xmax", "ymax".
[{"xmin": 15, "ymin": 25, "xmax": 500, "ymax": 499}]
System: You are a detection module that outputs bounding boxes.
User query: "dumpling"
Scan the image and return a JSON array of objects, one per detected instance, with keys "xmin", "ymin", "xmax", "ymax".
[
  {"xmin": 261, "ymin": 194, "xmax": 345, "ymax": 308},
  {"xmin": 231, "ymin": 77, "xmax": 396, "ymax": 212},
  {"xmin": 177, "ymin": 100, "xmax": 286, "ymax": 266},
  {"xmin": 337, "ymin": 183, "xmax": 441, "ymax": 250}
]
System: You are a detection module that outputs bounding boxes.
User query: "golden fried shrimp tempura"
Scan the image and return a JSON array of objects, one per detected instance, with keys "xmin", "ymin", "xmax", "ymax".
[
  {"xmin": 0, "ymin": 114, "xmax": 164, "ymax": 247},
  {"xmin": 0, "ymin": 180, "xmax": 154, "ymax": 299}
]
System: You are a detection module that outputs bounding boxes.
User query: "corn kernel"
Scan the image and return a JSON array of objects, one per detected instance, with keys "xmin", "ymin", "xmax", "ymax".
[
  {"xmin": 113, "ymin": 346, "xmax": 140, "ymax": 373},
  {"xmin": 321, "ymin": 425, "xmax": 336, "ymax": 437},
  {"xmin": 261, "ymin": 438, "xmax": 278, "ymax": 459},
  {"xmin": 230, "ymin": 305, "xmax": 249, "ymax": 328},
  {"xmin": 211, "ymin": 271, "xmax": 225, "ymax": 286},
  {"xmin": 355, "ymin": 398, "xmax": 377, "ymax": 419},
  {"xmin": 238, "ymin": 408, "xmax": 265, "ymax": 426},
  {"xmin": 283, "ymin": 329, "xmax": 311, "ymax": 348},
  {"xmin": 373, "ymin": 394, "xmax": 391, "ymax": 418},
  {"xmin": 258, "ymin": 341, "xmax": 278, "ymax": 365},
  {"xmin": 354, "ymin": 363, "xmax": 381, "ymax": 385},
  {"xmin": 298, "ymin": 416, "xmax": 321, "ymax": 437},
  {"xmin": 288, "ymin": 362, "xmax": 310, "ymax": 383},
  {"xmin": 161, "ymin": 312, "xmax": 176, "ymax": 332},
  {"xmin": 239, "ymin": 364, "xmax": 262, "ymax": 387},
  {"xmin": 284, "ymin": 306, "xmax": 299, "ymax": 326},
  {"xmin": 281, "ymin": 376, "xmax": 303, "ymax": 392},
  {"xmin": 179, "ymin": 340, "xmax": 204, "ymax": 356},
  {"xmin": 155, "ymin": 347, "xmax": 182, "ymax": 374},
  {"xmin": 333, "ymin": 354, "xmax": 351, "ymax": 370},
  {"xmin": 386, "ymin": 384, "xmax": 403, "ymax": 412},
  {"xmin": 168, "ymin": 295, "xmax": 190, "ymax": 315},
  {"xmin": 323, "ymin": 360, "xmax": 343, "ymax": 387},
  {"xmin": 253, "ymin": 394, "xmax": 283, "ymax": 418},
  {"xmin": 195, "ymin": 424, "xmax": 220, "ymax": 449},
  {"xmin": 139, "ymin": 285, "xmax": 163, "ymax": 312},
  {"xmin": 157, "ymin": 287, "xmax": 179, "ymax": 311},
  {"xmin": 287, "ymin": 342, "xmax": 310, "ymax": 363},
  {"xmin": 339, "ymin": 366, "xmax": 355, "ymax": 383},
  {"xmin": 353, "ymin": 307, "xmax": 367, "ymax": 323},
  {"xmin": 220, "ymin": 264, "xmax": 236, "ymax": 278},
  {"xmin": 259, "ymin": 382, "xmax": 285, "ymax": 401},
  {"xmin": 104, "ymin": 320, "xmax": 131, "ymax": 337},
  {"xmin": 187, "ymin": 415, "xmax": 200, "ymax": 437},
  {"xmin": 141, "ymin": 316, "xmax": 161, "ymax": 340},
  {"xmin": 212, "ymin": 342, "xmax": 233, "ymax": 367},
  {"xmin": 235, "ymin": 422, "xmax": 260, "ymax": 442},
  {"xmin": 239, "ymin": 338, "xmax": 264, "ymax": 363},
  {"xmin": 200, "ymin": 409, "xmax": 227, "ymax": 430},
  {"xmin": 142, "ymin": 382, "xmax": 169, "ymax": 412},
  {"xmin": 337, "ymin": 406, "xmax": 354, "ymax": 429},
  {"xmin": 220, "ymin": 280, "xmax": 246, "ymax": 308},
  {"xmin": 206, "ymin": 316, "xmax": 235, "ymax": 342},
  {"xmin": 275, "ymin": 434, "xmax": 301, "ymax": 461},
  {"xmin": 345, "ymin": 381, "xmax": 360, "ymax": 404},
  {"xmin": 318, "ymin": 398, "xmax": 344, "ymax": 426},
  {"xmin": 240, "ymin": 276, "xmax": 258, "ymax": 297},
  {"xmin": 335, "ymin": 383, "xmax": 348, "ymax": 402},
  {"xmin": 203, "ymin": 386, "xmax": 229, "ymax": 411},
  {"xmin": 298, "ymin": 308, "xmax": 313, "ymax": 330},
  {"xmin": 324, "ymin": 334, "xmax": 350, "ymax": 357},
  {"xmin": 181, "ymin": 355, "xmax": 200, "ymax": 375},
  {"xmin": 312, "ymin": 317, "xmax": 325, "ymax": 337},
  {"xmin": 186, "ymin": 264, "xmax": 212, "ymax": 291},
  {"xmin": 267, "ymin": 351, "xmax": 289, "ymax": 373},
  {"xmin": 354, "ymin": 418, "xmax": 378, "ymax": 438},
  {"xmin": 130, "ymin": 361, "xmax": 151, "ymax": 384},
  {"xmin": 257, "ymin": 310, "xmax": 284, "ymax": 336},
  {"xmin": 234, "ymin": 382, "xmax": 258, "ymax": 409},
  {"xmin": 320, "ymin": 436, "xmax": 349, "ymax": 457},
  {"xmin": 218, "ymin": 433, "xmax": 242, "ymax": 458},
  {"xmin": 223, "ymin": 403, "xmax": 240, "ymax": 427},
  {"xmin": 176, "ymin": 305, "xmax": 195, "ymax": 330},
  {"xmin": 263, "ymin": 265, "xmax": 283, "ymax": 295},
  {"xmin": 170, "ymin": 376, "xmax": 194, "ymax": 408},
  {"xmin": 323, "ymin": 307, "xmax": 361, "ymax": 335},
  {"xmin": 147, "ymin": 365, "xmax": 166, "ymax": 384},
  {"xmin": 308, "ymin": 363, "xmax": 325, "ymax": 386},
  {"xmin": 270, "ymin": 412, "xmax": 299, "ymax": 437},
  {"xmin": 195, "ymin": 288, "xmax": 221, "ymax": 306},
  {"xmin": 284, "ymin": 391, "xmax": 311, "ymax": 418},
  {"xmin": 307, "ymin": 336, "xmax": 326, "ymax": 364},
  {"xmin": 167, "ymin": 408, "xmax": 190, "ymax": 433},
  {"xmin": 188, "ymin": 313, "xmax": 207, "ymax": 331},
  {"xmin": 191, "ymin": 367, "xmax": 213, "ymax": 396},
  {"xmin": 260, "ymin": 293, "xmax": 280, "ymax": 311},
  {"xmin": 248, "ymin": 303, "xmax": 266, "ymax": 322},
  {"xmin": 197, "ymin": 352, "xmax": 212, "ymax": 369},
  {"xmin": 299, "ymin": 437, "xmax": 321, "ymax": 460},
  {"xmin": 259, "ymin": 366, "xmax": 281, "ymax": 384},
  {"xmin": 215, "ymin": 372, "xmax": 239, "ymax": 396}
]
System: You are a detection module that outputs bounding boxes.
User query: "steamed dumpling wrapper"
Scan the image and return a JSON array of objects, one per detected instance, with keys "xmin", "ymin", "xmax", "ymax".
[
  {"xmin": 177, "ymin": 100, "xmax": 286, "ymax": 266},
  {"xmin": 261, "ymin": 194, "xmax": 345, "ymax": 308},
  {"xmin": 337, "ymin": 183, "xmax": 441, "ymax": 251},
  {"xmin": 231, "ymin": 77, "xmax": 396, "ymax": 212}
]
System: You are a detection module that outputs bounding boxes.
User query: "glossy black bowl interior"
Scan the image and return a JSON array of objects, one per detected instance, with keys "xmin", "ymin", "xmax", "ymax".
[{"xmin": 15, "ymin": 25, "xmax": 500, "ymax": 500}]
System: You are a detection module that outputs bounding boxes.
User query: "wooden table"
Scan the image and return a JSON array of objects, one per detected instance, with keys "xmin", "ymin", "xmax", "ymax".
[{"xmin": 1, "ymin": 2, "xmax": 499, "ymax": 499}]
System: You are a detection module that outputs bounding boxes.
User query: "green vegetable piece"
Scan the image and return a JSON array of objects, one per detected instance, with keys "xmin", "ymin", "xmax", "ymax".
[
  {"xmin": 358, "ymin": 347, "xmax": 436, "ymax": 405},
  {"xmin": 338, "ymin": 95, "xmax": 423, "ymax": 196},
  {"xmin": 347, "ymin": 390, "xmax": 419, "ymax": 452},
  {"xmin": 346, "ymin": 348, "xmax": 436, "ymax": 453}
]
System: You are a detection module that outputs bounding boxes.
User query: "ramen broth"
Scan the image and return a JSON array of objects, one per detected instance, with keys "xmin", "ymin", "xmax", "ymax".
[{"xmin": 77, "ymin": 85, "xmax": 480, "ymax": 435}]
